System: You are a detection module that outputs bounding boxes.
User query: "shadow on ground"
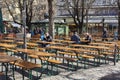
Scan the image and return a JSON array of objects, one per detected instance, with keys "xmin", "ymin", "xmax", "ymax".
[
  {"xmin": 99, "ymin": 72, "xmax": 120, "ymax": 80},
  {"xmin": 0, "ymin": 75, "xmax": 12, "ymax": 80}
]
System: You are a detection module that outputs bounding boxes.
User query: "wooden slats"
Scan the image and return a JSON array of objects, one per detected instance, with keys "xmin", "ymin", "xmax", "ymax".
[{"xmin": 11, "ymin": 59, "xmax": 42, "ymax": 70}]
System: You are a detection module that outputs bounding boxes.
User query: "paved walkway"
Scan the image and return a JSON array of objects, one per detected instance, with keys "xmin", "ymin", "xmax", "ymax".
[{"xmin": 42, "ymin": 62, "xmax": 120, "ymax": 80}]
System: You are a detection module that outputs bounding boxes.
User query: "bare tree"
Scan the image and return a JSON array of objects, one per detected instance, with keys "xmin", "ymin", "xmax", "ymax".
[
  {"xmin": 2, "ymin": 0, "xmax": 34, "ymax": 30},
  {"xmin": 47, "ymin": 0, "xmax": 55, "ymax": 38},
  {"xmin": 64, "ymin": 0, "xmax": 95, "ymax": 34},
  {"xmin": 2, "ymin": 0, "xmax": 45, "ymax": 30},
  {"xmin": 111, "ymin": 0, "xmax": 120, "ymax": 39}
]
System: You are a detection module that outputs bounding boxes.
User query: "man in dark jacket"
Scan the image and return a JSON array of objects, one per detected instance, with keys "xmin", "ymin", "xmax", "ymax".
[
  {"xmin": 102, "ymin": 28, "xmax": 108, "ymax": 41},
  {"xmin": 71, "ymin": 31, "xmax": 80, "ymax": 44}
]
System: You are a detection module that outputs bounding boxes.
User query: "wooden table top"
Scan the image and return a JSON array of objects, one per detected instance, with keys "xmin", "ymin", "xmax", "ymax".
[
  {"xmin": 0, "ymin": 44, "xmax": 17, "ymax": 48},
  {"xmin": 1, "ymin": 40, "xmax": 14, "ymax": 43},
  {"xmin": 16, "ymin": 42, "xmax": 38, "ymax": 46},
  {"xmin": 36, "ymin": 41, "xmax": 57, "ymax": 44},
  {"xmin": 4, "ymin": 37, "xmax": 15, "ymax": 40},
  {"xmin": 53, "ymin": 39, "xmax": 75, "ymax": 44},
  {"xmin": 17, "ymin": 48, "xmax": 35, "ymax": 54},
  {"xmin": 46, "ymin": 46, "xmax": 99, "ymax": 53},
  {"xmin": 17, "ymin": 48, "xmax": 55, "ymax": 57},
  {"xmin": 0, "ymin": 55, "xmax": 18, "ymax": 63},
  {"xmin": 70, "ymin": 44, "xmax": 110, "ymax": 50},
  {"xmin": 90, "ymin": 42, "xmax": 115, "ymax": 46},
  {"xmin": 35, "ymin": 52, "xmax": 55, "ymax": 57}
]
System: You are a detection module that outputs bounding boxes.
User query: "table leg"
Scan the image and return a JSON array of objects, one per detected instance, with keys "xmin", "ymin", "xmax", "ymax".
[{"xmin": 3, "ymin": 63, "xmax": 8, "ymax": 80}]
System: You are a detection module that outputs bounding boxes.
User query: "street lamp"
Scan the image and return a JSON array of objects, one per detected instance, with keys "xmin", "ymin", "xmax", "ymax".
[
  {"xmin": 86, "ymin": 2, "xmax": 89, "ymax": 33},
  {"xmin": 102, "ymin": 18, "xmax": 105, "ymax": 30}
]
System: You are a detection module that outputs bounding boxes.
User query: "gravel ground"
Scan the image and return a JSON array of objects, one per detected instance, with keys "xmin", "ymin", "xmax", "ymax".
[{"xmin": 1, "ymin": 60, "xmax": 120, "ymax": 80}]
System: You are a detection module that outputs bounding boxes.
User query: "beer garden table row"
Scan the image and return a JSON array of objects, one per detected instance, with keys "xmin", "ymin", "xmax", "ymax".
[{"xmin": 0, "ymin": 37, "xmax": 119, "ymax": 79}]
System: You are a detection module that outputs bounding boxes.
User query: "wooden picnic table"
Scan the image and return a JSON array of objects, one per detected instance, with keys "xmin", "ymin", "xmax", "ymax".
[
  {"xmin": 16, "ymin": 48, "xmax": 55, "ymax": 60},
  {"xmin": 0, "ymin": 55, "xmax": 18, "ymax": 80},
  {"xmin": 46, "ymin": 46, "xmax": 98, "ymax": 55},
  {"xmin": 70, "ymin": 44, "xmax": 110, "ymax": 50},
  {"xmin": 17, "ymin": 48, "xmax": 54, "ymax": 55},
  {"xmin": 89, "ymin": 42, "xmax": 115, "ymax": 47},
  {"xmin": 38, "ymin": 44, "xmax": 118, "ymax": 66}
]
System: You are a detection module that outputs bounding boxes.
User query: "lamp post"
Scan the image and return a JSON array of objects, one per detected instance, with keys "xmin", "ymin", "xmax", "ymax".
[
  {"xmin": 102, "ymin": 18, "xmax": 105, "ymax": 30},
  {"xmin": 23, "ymin": 0, "xmax": 27, "ymax": 49},
  {"xmin": 0, "ymin": 1, "xmax": 4, "ymax": 33},
  {"xmin": 86, "ymin": 2, "xmax": 89, "ymax": 33}
]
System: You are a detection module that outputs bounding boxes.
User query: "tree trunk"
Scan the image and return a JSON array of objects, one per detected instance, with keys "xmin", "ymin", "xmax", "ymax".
[
  {"xmin": 23, "ymin": 0, "xmax": 27, "ymax": 49},
  {"xmin": 78, "ymin": 22, "xmax": 83, "ymax": 34},
  {"xmin": 48, "ymin": 0, "xmax": 54, "ymax": 39},
  {"xmin": 118, "ymin": 0, "xmax": 120, "ymax": 40},
  {"xmin": 79, "ymin": 0, "xmax": 84, "ymax": 34},
  {"xmin": 118, "ymin": 11, "xmax": 120, "ymax": 39}
]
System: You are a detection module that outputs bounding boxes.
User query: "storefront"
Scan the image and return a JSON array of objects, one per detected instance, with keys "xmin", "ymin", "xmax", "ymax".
[{"xmin": 31, "ymin": 19, "xmax": 69, "ymax": 37}]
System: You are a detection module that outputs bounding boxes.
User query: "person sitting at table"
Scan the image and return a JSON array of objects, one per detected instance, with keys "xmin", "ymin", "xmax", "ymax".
[
  {"xmin": 40, "ymin": 32, "xmax": 45, "ymax": 41},
  {"xmin": 84, "ymin": 33, "xmax": 92, "ymax": 43},
  {"xmin": 43, "ymin": 32, "xmax": 52, "ymax": 47},
  {"xmin": 44, "ymin": 32, "xmax": 52, "ymax": 42},
  {"xmin": 71, "ymin": 31, "xmax": 81, "ymax": 44}
]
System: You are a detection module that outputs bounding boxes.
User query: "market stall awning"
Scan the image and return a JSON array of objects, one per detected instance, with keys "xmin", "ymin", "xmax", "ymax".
[{"xmin": 10, "ymin": 22, "xmax": 21, "ymax": 28}]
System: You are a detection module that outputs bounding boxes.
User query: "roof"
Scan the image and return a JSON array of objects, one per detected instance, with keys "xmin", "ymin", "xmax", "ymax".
[
  {"xmin": 31, "ymin": 19, "xmax": 66, "ymax": 24},
  {"xmin": 84, "ymin": 20, "xmax": 118, "ymax": 24},
  {"xmin": 9, "ymin": 22, "xmax": 21, "ymax": 28}
]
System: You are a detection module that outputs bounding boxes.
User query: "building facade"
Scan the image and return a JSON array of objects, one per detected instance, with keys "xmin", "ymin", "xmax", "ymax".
[{"xmin": 56, "ymin": 0, "xmax": 118, "ymax": 27}]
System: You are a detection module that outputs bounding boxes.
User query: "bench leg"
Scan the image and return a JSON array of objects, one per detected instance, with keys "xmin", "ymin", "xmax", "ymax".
[
  {"xmin": 67, "ymin": 60, "xmax": 70, "ymax": 71},
  {"xmin": 3, "ymin": 63, "xmax": 9, "ymax": 80},
  {"xmin": 28, "ymin": 70, "xmax": 32, "ymax": 80},
  {"xmin": 11, "ymin": 64, "xmax": 15, "ymax": 80},
  {"xmin": 83, "ymin": 58, "xmax": 87, "ymax": 69},
  {"xmin": 94, "ymin": 58, "xmax": 96, "ymax": 66},
  {"xmin": 22, "ymin": 68, "xmax": 24, "ymax": 80},
  {"xmin": 76, "ymin": 60, "xmax": 79, "ymax": 70},
  {"xmin": 51, "ymin": 63, "xmax": 54, "ymax": 75}
]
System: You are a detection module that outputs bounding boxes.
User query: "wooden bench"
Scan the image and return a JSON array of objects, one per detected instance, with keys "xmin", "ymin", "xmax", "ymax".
[
  {"xmin": 51, "ymin": 55, "xmax": 78, "ymax": 70},
  {"xmin": 81, "ymin": 54, "xmax": 95, "ymax": 59},
  {"xmin": 52, "ymin": 55, "xmax": 78, "ymax": 62},
  {"xmin": 28, "ymin": 54, "xmax": 62, "ymax": 73},
  {"xmin": 59, "ymin": 51, "xmax": 76, "ymax": 56},
  {"xmin": 10, "ymin": 59, "xmax": 42, "ymax": 80},
  {"xmin": 101, "ymin": 51, "xmax": 115, "ymax": 64}
]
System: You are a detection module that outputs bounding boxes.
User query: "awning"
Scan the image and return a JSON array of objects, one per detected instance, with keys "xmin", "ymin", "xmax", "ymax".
[
  {"xmin": 10, "ymin": 22, "xmax": 21, "ymax": 28},
  {"xmin": 84, "ymin": 19, "xmax": 118, "ymax": 24}
]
